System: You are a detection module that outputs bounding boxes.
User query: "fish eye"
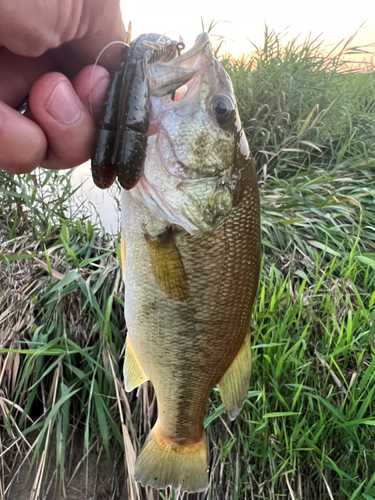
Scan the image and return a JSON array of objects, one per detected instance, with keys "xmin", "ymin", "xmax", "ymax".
[{"xmin": 211, "ymin": 95, "xmax": 235, "ymax": 124}]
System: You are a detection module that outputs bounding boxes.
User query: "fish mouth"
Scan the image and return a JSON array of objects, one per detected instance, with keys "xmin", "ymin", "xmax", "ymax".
[
  {"xmin": 170, "ymin": 32, "xmax": 210, "ymax": 65},
  {"xmin": 148, "ymin": 33, "xmax": 212, "ymax": 97}
]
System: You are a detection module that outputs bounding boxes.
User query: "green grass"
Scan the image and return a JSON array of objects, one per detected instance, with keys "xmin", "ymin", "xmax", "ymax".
[{"xmin": 1, "ymin": 28, "xmax": 375, "ymax": 500}]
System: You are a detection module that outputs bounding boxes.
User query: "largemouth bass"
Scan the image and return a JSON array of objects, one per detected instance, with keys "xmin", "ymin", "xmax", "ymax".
[{"xmin": 121, "ymin": 32, "xmax": 261, "ymax": 492}]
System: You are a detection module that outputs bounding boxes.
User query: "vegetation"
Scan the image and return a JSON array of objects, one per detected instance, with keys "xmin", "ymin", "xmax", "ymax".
[{"xmin": 1, "ymin": 28, "xmax": 375, "ymax": 500}]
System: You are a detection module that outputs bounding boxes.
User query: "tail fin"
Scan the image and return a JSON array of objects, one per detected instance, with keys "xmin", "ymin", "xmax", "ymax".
[{"xmin": 134, "ymin": 423, "xmax": 208, "ymax": 493}]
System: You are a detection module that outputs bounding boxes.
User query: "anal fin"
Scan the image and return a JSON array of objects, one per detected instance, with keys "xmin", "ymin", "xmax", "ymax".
[
  {"xmin": 124, "ymin": 337, "xmax": 149, "ymax": 392},
  {"xmin": 217, "ymin": 332, "xmax": 252, "ymax": 420}
]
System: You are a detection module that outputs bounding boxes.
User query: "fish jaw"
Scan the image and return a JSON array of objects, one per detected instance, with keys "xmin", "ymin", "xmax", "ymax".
[{"xmin": 148, "ymin": 32, "xmax": 211, "ymax": 97}]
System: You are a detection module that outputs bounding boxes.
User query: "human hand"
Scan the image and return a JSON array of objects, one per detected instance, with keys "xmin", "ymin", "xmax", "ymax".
[{"xmin": 0, "ymin": 0, "xmax": 125, "ymax": 174}]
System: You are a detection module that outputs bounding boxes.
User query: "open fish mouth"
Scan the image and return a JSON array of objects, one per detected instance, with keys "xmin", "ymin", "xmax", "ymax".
[
  {"xmin": 168, "ymin": 32, "xmax": 210, "ymax": 64},
  {"xmin": 148, "ymin": 33, "xmax": 212, "ymax": 97}
]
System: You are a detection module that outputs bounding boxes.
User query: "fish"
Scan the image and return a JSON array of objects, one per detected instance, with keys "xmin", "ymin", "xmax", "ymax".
[{"xmin": 120, "ymin": 32, "xmax": 261, "ymax": 493}]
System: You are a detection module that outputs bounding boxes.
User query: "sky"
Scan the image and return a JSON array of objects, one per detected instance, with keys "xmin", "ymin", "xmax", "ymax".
[
  {"xmin": 72, "ymin": 0, "xmax": 375, "ymax": 233},
  {"xmin": 120, "ymin": 0, "xmax": 375, "ymax": 59}
]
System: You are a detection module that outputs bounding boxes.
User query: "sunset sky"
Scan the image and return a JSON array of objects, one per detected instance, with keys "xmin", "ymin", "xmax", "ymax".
[
  {"xmin": 73, "ymin": 0, "xmax": 375, "ymax": 233},
  {"xmin": 120, "ymin": 0, "xmax": 375, "ymax": 59}
]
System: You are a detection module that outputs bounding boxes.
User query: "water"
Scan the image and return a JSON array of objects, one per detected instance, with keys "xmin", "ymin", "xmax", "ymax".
[{"xmin": 70, "ymin": 161, "xmax": 121, "ymax": 234}]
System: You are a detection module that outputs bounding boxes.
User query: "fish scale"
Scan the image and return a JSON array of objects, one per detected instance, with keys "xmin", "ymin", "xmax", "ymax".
[{"xmin": 122, "ymin": 156, "xmax": 260, "ymax": 486}]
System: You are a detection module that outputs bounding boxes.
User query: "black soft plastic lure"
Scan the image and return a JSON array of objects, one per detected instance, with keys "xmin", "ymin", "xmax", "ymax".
[{"xmin": 91, "ymin": 34, "xmax": 183, "ymax": 190}]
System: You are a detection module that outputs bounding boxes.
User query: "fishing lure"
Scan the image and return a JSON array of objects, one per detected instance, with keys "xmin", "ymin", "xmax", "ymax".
[{"xmin": 91, "ymin": 33, "xmax": 184, "ymax": 190}]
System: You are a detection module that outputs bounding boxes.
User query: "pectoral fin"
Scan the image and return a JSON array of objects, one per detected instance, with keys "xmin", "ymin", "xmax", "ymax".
[
  {"xmin": 145, "ymin": 229, "xmax": 189, "ymax": 301},
  {"xmin": 217, "ymin": 333, "xmax": 252, "ymax": 420},
  {"xmin": 124, "ymin": 338, "xmax": 149, "ymax": 392}
]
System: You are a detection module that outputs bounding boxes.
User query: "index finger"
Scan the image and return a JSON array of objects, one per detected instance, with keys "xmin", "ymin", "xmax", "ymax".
[{"xmin": 62, "ymin": 0, "xmax": 126, "ymax": 74}]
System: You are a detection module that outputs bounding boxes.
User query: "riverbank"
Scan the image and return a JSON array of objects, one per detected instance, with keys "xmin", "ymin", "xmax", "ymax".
[{"xmin": 1, "ymin": 29, "xmax": 375, "ymax": 499}]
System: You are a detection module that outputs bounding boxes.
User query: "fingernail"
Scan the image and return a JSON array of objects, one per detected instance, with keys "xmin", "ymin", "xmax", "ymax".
[
  {"xmin": 46, "ymin": 82, "xmax": 81, "ymax": 124},
  {"xmin": 91, "ymin": 75, "xmax": 110, "ymax": 103},
  {"xmin": 90, "ymin": 75, "xmax": 110, "ymax": 120}
]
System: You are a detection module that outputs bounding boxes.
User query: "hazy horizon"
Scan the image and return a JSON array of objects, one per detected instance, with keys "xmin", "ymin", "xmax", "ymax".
[
  {"xmin": 72, "ymin": 1, "xmax": 375, "ymax": 234},
  {"xmin": 120, "ymin": 0, "xmax": 375, "ymax": 60}
]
